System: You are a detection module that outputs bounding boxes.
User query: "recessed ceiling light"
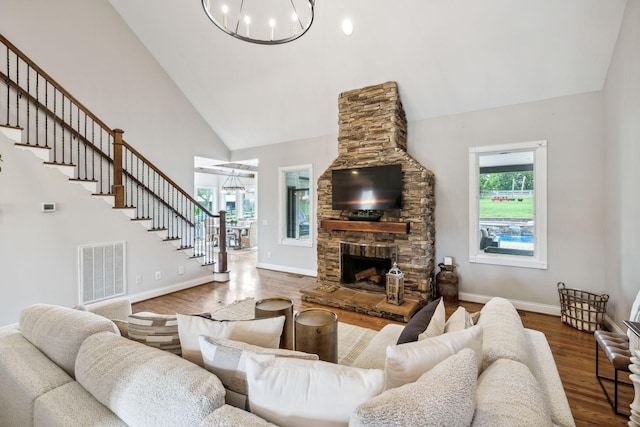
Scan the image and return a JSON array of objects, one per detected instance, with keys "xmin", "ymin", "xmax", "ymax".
[{"xmin": 342, "ymin": 19, "xmax": 353, "ymax": 36}]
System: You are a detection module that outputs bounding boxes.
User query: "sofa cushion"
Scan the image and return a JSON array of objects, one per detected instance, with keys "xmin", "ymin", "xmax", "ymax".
[
  {"xmin": 75, "ymin": 332, "xmax": 225, "ymax": 426},
  {"xmin": 200, "ymin": 404, "xmax": 279, "ymax": 427},
  {"xmin": 128, "ymin": 312, "xmax": 181, "ymax": 355},
  {"xmin": 177, "ymin": 314, "xmax": 285, "ymax": 367},
  {"xmin": 472, "ymin": 358, "xmax": 552, "ymax": 427},
  {"xmin": 0, "ymin": 331, "xmax": 74, "ymax": 427},
  {"xmin": 199, "ymin": 335, "xmax": 318, "ymax": 409},
  {"xmin": 396, "ymin": 297, "xmax": 442, "ymax": 344},
  {"xmin": 246, "ymin": 356, "xmax": 385, "ymax": 427},
  {"xmin": 476, "ymin": 297, "xmax": 531, "ymax": 371},
  {"xmin": 385, "ymin": 324, "xmax": 483, "ymax": 389},
  {"xmin": 19, "ymin": 304, "xmax": 119, "ymax": 377},
  {"xmin": 350, "ymin": 348, "xmax": 478, "ymax": 427},
  {"xmin": 34, "ymin": 381, "xmax": 127, "ymax": 427}
]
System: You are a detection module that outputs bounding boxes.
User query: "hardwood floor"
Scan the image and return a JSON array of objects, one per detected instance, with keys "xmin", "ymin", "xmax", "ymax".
[{"xmin": 133, "ymin": 250, "xmax": 631, "ymax": 427}]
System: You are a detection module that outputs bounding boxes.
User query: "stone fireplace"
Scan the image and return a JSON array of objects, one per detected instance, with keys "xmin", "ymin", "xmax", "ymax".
[{"xmin": 302, "ymin": 81, "xmax": 435, "ymax": 318}]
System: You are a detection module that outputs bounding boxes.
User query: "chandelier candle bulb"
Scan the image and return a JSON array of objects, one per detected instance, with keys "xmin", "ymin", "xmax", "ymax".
[{"xmin": 222, "ymin": 5, "xmax": 228, "ymax": 28}]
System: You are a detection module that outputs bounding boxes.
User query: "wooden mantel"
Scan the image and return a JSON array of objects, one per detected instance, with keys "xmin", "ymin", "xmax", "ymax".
[{"xmin": 320, "ymin": 219, "xmax": 410, "ymax": 234}]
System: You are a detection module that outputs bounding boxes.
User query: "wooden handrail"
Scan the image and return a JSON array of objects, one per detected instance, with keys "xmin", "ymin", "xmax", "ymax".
[
  {"xmin": 0, "ymin": 33, "xmax": 113, "ymax": 136},
  {"xmin": 120, "ymin": 138, "xmax": 216, "ymax": 218}
]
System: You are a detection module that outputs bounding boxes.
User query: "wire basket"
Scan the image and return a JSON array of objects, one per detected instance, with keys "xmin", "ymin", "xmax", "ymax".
[{"xmin": 557, "ymin": 282, "xmax": 609, "ymax": 333}]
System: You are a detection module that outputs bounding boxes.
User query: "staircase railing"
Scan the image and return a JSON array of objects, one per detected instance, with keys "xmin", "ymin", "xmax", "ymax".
[{"xmin": 0, "ymin": 33, "xmax": 227, "ymax": 272}]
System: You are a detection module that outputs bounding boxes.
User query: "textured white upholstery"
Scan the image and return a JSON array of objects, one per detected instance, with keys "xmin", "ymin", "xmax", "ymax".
[
  {"xmin": 0, "ymin": 331, "xmax": 73, "ymax": 427},
  {"xmin": 350, "ymin": 348, "xmax": 478, "ymax": 427},
  {"xmin": 19, "ymin": 304, "xmax": 119, "ymax": 377},
  {"xmin": 200, "ymin": 404, "xmax": 279, "ymax": 427},
  {"xmin": 473, "ymin": 358, "xmax": 551, "ymax": 427},
  {"xmin": 76, "ymin": 332, "xmax": 225, "ymax": 427},
  {"xmin": 34, "ymin": 382, "xmax": 126, "ymax": 427},
  {"xmin": 476, "ymin": 297, "xmax": 532, "ymax": 371},
  {"xmin": 85, "ymin": 297, "xmax": 133, "ymax": 322}
]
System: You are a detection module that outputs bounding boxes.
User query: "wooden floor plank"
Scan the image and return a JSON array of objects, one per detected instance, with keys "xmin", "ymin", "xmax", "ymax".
[{"xmin": 133, "ymin": 250, "xmax": 630, "ymax": 427}]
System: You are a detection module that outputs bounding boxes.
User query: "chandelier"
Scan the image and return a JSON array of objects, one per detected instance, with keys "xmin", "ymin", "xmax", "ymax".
[
  {"xmin": 202, "ymin": 0, "xmax": 315, "ymax": 45},
  {"xmin": 222, "ymin": 171, "xmax": 246, "ymax": 192}
]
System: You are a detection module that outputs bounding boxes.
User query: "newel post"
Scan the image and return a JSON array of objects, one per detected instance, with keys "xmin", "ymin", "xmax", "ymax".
[
  {"xmin": 112, "ymin": 129, "xmax": 125, "ymax": 208},
  {"xmin": 218, "ymin": 210, "xmax": 228, "ymax": 273}
]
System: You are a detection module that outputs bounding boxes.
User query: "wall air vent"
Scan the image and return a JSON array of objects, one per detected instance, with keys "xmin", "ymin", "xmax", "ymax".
[{"xmin": 78, "ymin": 241, "xmax": 126, "ymax": 304}]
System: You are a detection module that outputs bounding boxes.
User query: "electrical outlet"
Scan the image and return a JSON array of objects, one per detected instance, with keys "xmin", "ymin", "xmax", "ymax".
[
  {"xmin": 135, "ymin": 275, "xmax": 142, "ymax": 284},
  {"xmin": 177, "ymin": 265, "xmax": 184, "ymax": 275},
  {"xmin": 155, "ymin": 271, "xmax": 162, "ymax": 280}
]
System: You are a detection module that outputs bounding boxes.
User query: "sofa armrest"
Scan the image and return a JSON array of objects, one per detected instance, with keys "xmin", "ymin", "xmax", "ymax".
[
  {"xmin": 85, "ymin": 298, "xmax": 132, "ymax": 321},
  {"xmin": 349, "ymin": 324, "xmax": 404, "ymax": 369}
]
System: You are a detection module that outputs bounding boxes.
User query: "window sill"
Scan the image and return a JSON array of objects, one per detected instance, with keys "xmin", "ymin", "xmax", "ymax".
[{"xmin": 470, "ymin": 252, "xmax": 547, "ymax": 270}]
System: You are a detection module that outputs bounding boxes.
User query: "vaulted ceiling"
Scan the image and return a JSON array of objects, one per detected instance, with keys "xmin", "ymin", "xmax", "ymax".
[{"xmin": 109, "ymin": 0, "xmax": 627, "ymax": 151}]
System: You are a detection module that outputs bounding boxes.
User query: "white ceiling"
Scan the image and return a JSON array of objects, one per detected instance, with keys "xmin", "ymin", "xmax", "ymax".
[{"xmin": 109, "ymin": 0, "xmax": 627, "ymax": 151}]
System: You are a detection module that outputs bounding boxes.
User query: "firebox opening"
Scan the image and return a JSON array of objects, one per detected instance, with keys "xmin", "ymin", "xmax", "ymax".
[{"xmin": 341, "ymin": 254, "xmax": 392, "ymax": 293}]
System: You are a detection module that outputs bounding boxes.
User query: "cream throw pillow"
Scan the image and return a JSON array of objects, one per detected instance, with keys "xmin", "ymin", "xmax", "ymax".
[
  {"xmin": 176, "ymin": 314, "xmax": 285, "ymax": 366},
  {"xmin": 418, "ymin": 297, "xmax": 446, "ymax": 339},
  {"xmin": 199, "ymin": 336, "xmax": 318, "ymax": 409},
  {"xmin": 385, "ymin": 324, "xmax": 483, "ymax": 389},
  {"xmin": 444, "ymin": 306, "xmax": 473, "ymax": 333},
  {"xmin": 246, "ymin": 356, "xmax": 385, "ymax": 427},
  {"xmin": 350, "ymin": 348, "xmax": 478, "ymax": 427}
]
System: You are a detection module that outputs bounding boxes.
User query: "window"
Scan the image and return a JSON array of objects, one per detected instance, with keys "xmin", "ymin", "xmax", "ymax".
[
  {"xmin": 469, "ymin": 140, "xmax": 547, "ymax": 269},
  {"xmin": 279, "ymin": 164, "xmax": 313, "ymax": 247}
]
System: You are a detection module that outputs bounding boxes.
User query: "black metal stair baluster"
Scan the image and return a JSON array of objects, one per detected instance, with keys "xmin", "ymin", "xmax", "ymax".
[
  {"xmin": 26, "ymin": 63, "xmax": 29, "ymax": 143},
  {"xmin": 35, "ymin": 71, "xmax": 39, "ymax": 146},
  {"xmin": 5, "ymin": 44, "xmax": 9, "ymax": 125},
  {"xmin": 15, "ymin": 51, "xmax": 19, "ymax": 128}
]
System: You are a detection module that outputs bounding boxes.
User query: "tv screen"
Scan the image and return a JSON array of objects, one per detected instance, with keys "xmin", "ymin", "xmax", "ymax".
[{"xmin": 332, "ymin": 164, "xmax": 402, "ymax": 211}]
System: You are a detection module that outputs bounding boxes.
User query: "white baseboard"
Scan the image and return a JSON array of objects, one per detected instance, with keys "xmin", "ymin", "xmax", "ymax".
[
  {"xmin": 256, "ymin": 262, "xmax": 317, "ymax": 277},
  {"xmin": 126, "ymin": 277, "xmax": 211, "ymax": 303},
  {"xmin": 459, "ymin": 292, "xmax": 561, "ymax": 316}
]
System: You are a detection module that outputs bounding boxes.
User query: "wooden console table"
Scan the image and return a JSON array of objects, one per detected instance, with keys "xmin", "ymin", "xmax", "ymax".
[
  {"xmin": 320, "ymin": 219, "xmax": 410, "ymax": 234},
  {"xmin": 623, "ymin": 320, "xmax": 640, "ymax": 426}
]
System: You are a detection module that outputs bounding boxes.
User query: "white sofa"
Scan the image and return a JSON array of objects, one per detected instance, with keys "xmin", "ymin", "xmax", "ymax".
[{"xmin": 0, "ymin": 297, "xmax": 574, "ymax": 427}]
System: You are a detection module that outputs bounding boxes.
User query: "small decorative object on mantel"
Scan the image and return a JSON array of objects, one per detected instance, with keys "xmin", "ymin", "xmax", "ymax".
[
  {"xmin": 436, "ymin": 257, "xmax": 459, "ymax": 307},
  {"xmin": 347, "ymin": 210, "xmax": 382, "ymax": 222},
  {"xmin": 386, "ymin": 262, "xmax": 404, "ymax": 305}
]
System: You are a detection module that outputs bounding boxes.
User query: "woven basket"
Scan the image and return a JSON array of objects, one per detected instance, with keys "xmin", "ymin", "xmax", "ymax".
[{"xmin": 557, "ymin": 282, "xmax": 608, "ymax": 333}]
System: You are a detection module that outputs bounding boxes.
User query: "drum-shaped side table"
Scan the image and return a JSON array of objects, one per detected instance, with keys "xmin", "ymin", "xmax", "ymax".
[
  {"xmin": 255, "ymin": 298, "xmax": 294, "ymax": 350},
  {"xmin": 295, "ymin": 308, "xmax": 338, "ymax": 363}
]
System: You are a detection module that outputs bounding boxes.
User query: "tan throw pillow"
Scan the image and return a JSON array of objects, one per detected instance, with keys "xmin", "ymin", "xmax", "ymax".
[
  {"xmin": 176, "ymin": 314, "xmax": 285, "ymax": 367},
  {"xmin": 127, "ymin": 312, "xmax": 181, "ymax": 355},
  {"xmin": 350, "ymin": 348, "xmax": 478, "ymax": 427},
  {"xmin": 419, "ymin": 297, "xmax": 446, "ymax": 339},
  {"xmin": 199, "ymin": 336, "xmax": 318, "ymax": 409}
]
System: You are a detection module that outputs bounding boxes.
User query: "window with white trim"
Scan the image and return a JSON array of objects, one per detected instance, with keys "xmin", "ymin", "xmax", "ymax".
[
  {"xmin": 279, "ymin": 164, "xmax": 313, "ymax": 247},
  {"xmin": 469, "ymin": 140, "xmax": 547, "ymax": 269}
]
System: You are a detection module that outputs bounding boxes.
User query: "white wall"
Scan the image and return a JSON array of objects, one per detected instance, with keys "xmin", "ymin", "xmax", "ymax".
[
  {"xmin": 1, "ymin": 0, "xmax": 230, "ymax": 192},
  {"xmin": 409, "ymin": 92, "xmax": 607, "ymax": 309},
  {"xmin": 233, "ymin": 135, "xmax": 338, "ymax": 276},
  {"xmin": 0, "ymin": 132, "xmax": 214, "ymax": 325},
  {"xmin": 603, "ymin": 0, "xmax": 640, "ymax": 328},
  {"xmin": 0, "ymin": 0, "xmax": 231, "ymax": 324},
  {"xmin": 235, "ymin": 92, "xmax": 607, "ymax": 313}
]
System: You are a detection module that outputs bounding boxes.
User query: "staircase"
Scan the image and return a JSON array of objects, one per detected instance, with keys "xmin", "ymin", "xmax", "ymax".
[{"xmin": 0, "ymin": 33, "xmax": 229, "ymax": 281}]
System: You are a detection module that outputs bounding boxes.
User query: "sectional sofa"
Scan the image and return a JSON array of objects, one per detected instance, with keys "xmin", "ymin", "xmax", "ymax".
[{"xmin": 0, "ymin": 296, "xmax": 575, "ymax": 426}]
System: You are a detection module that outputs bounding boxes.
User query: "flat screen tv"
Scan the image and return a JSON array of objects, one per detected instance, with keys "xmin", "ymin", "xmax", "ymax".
[{"xmin": 332, "ymin": 164, "xmax": 402, "ymax": 211}]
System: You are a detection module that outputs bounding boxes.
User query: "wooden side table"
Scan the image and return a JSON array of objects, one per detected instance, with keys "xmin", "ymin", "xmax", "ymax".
[
  {"xmin": 623, "ymin": 320, "xmax": 640, "ymax": 426},
  {"xmin": 295, "ymin": 308, "xmax": 338, "ymax": 363},
  {"xmin": 255, "ymin": 298, "xmax": 294, "ymax": 350}
]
